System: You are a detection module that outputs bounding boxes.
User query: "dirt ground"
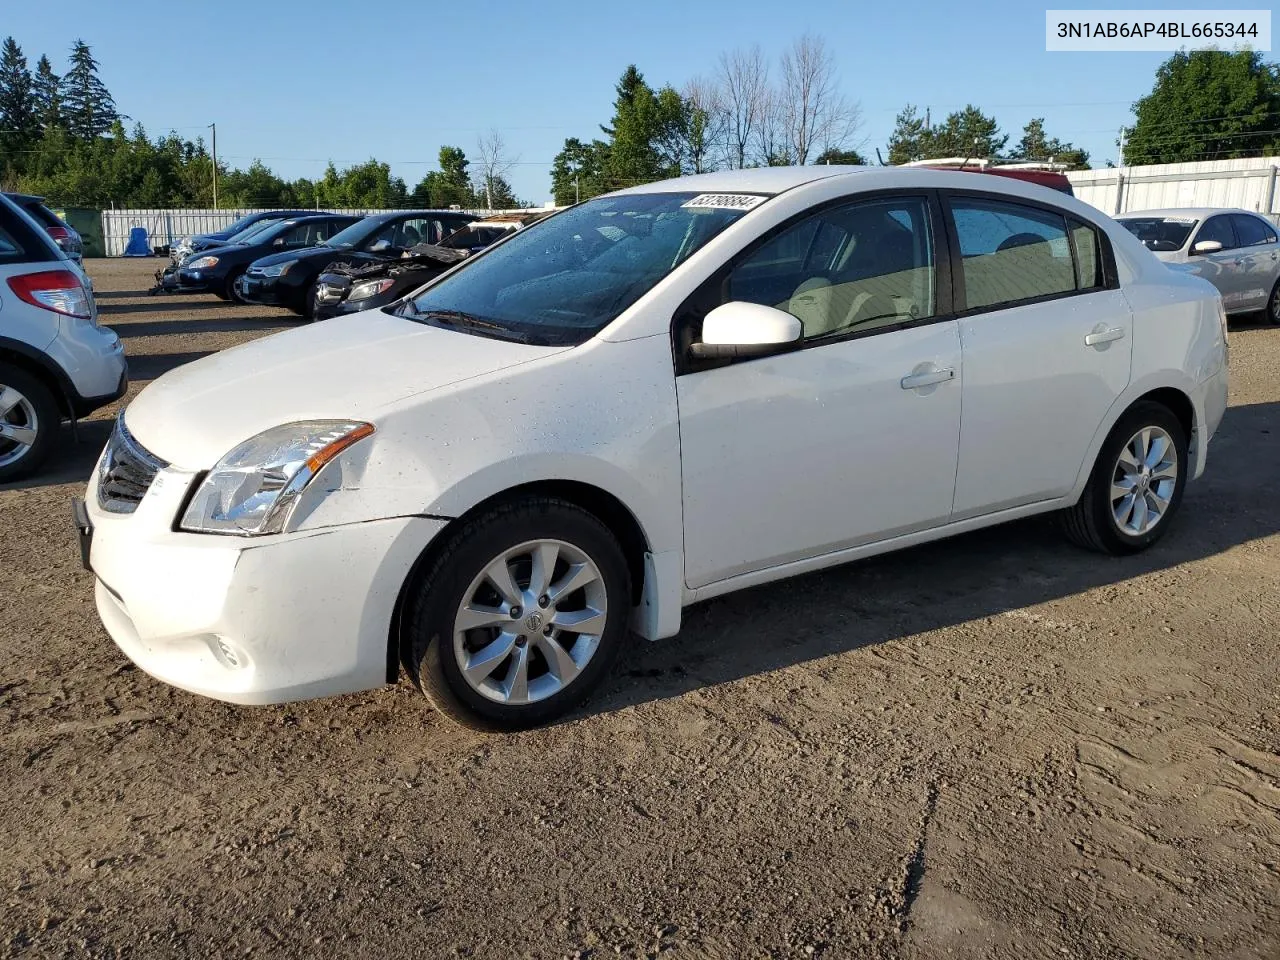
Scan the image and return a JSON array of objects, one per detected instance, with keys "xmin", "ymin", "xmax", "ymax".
[{"xmin": 2, "ymin": 257, "xmax": 1278, "ymax": 959}]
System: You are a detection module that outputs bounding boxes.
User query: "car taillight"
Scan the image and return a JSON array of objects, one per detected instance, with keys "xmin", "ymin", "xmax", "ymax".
[
  {"xmin": 45, "ymin": 223, "xmax": 71, "ymax": 242},
  {"xmin": 7, "ymin": 269, "xmax": 93, "ymax": 319}
]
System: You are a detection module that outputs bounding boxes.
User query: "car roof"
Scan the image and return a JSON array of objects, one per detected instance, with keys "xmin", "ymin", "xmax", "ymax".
[
  {"xmin": 620, "ymin": 165, "xmax": 869, "ymax": 196},
  {"xmin": 1117, "ymin": 207, "xmax": 1261, "ymax": 220}
]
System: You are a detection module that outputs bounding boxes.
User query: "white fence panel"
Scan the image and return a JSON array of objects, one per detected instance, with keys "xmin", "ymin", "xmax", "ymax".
[
  {"xmin": 100, "ymin": 207, "xmax": 540, "ymax": 256},
  {"xmin": 1068, "ymin": 157, "xmax": 1280, "ymax": 226}
]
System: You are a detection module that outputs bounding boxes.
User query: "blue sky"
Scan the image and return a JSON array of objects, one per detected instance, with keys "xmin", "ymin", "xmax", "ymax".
[{"xmin": 4, "ymin": 0, "xmax": 1260, "ymax": 203}]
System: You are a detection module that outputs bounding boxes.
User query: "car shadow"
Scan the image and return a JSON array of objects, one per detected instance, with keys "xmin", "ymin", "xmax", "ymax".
[
  {"xmin": 0, "ymin": 419, "xmax": 113, "ymax": 492},
  {"xmin": 107, "ymin": 316, "xmax": 299, "ymax": 338},
  {"xmin": 125, "ymin": 350, "xmax": 216, "ymax": 381},
  {"xmin": 583, "ymin": 399, "xmax": 1279, "ymax": 720},
  {"xmin": 97, "ymin": 299, "xmax": 225, "ymax": 315}
]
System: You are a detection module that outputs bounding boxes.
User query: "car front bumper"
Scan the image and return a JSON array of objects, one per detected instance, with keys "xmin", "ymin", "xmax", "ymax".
[
  {"xmin": 173, "ymin": 268, "xmax": 219, "ymax": 293},
  {"xmin": 81, "ymin": 462, "xmax": 446, "ymax": 705},
  {"xmin": 237, "ymin": 273, "xmax": 299, "ymax": 309}
]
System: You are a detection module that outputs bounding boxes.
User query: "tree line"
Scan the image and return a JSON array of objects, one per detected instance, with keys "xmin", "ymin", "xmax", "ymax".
[{"xmin": 1, "ymin": 37, "xmax": 1278, "ymax": 211}]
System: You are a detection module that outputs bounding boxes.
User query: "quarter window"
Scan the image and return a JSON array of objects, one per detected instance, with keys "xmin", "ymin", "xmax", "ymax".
[
  {"xmin": 1232, "ymin": 214, "xmax": 1275, "ymax": 247},
  {"xmin": 1069, "ymin": 218, "xmax": 1103, "ymax": 289},
  {"xmin": 724, "ymin": 197, "xmax": 936, "ymax": 341},
  {"xmin": 951, "ymin": 199, "xmax": 1075, "ymax": 310},
  {"xmin": 1195, "ymin": 216, "xmax": 1236, "ymax": 250}
]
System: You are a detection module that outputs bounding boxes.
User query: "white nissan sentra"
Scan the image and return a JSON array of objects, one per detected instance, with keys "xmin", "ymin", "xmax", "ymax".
[{"xmin": 77, "ymin": 166, "xmax": 1228, "ymax": 728}]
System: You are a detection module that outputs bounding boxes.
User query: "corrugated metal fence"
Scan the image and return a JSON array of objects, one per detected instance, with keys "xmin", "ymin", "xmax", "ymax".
[
  {"xmin": 1067, "ymin": 157, "xmax": 1280, "ymax": 226},
  {"xmin": 100, "ymin": 207, "xmax": 538, "ymax": 256}
]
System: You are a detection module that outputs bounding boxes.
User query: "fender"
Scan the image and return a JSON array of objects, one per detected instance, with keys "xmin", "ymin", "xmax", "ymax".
[{"xmin": 0, "ymin": 334, "xmax": 77, "ymax": 416}]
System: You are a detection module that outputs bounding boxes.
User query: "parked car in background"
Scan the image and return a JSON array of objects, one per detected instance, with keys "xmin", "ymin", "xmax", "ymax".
[
  {"xmin": 0, "ymin": 193, "xmax": 126, "ymax": 482},
  {"xmin": 238, "ymin": 210, "xmax": 475, "ymax": 317},
  {"xmin": 311, "ymin": 213, "xmax": 543, "ymax": 320},
  {"xmin": 901, "ymin": 158, "xmax": 1075, "ymax": 195},
  {"xmin": 1116, "ymin": 208, "xmax": 1280, "ymax": 324},
  {"xmin": 172, "ymin": 210, "xmax": 315, "ymax": 263},
  {"xmin": 164, "ymin": 214, "xmax": 359, "ymax": 301},
  {"xmin": 77, "ymin": 166, "xmax": 1227, "ymax": 729},
  {"xmin": 3, "ymin": 193, "xmax": 84, "ymax": 265}
]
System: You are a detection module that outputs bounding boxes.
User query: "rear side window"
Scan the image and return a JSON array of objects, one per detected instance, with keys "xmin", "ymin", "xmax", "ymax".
[
  {"xmin": 1232, "ymin": 214, "xmax": 1275, "ymax": 247},
  {"xmin": 0, "ymin": 198, "xmax": 59, "ymax": 264},
  {"xmin": 950, "ymin": 199, "xmax": 1075, "ymax": 310}
]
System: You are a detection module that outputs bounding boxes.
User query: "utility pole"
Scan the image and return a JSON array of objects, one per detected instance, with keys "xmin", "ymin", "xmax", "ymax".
[
  {"xmin": 1114, "ymin": 126, "xmax": 1128, "ymax": 215},
  {"xmin": 209, "ymin": 122, "xmax": 218, "ymax": 210}
]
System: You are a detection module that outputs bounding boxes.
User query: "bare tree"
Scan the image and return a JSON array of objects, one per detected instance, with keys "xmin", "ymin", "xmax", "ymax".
[
  {"xmin": 716, "ymin": 45, "xmax": 769, "ymax": 169},
  {"xmin": 682, "ymin": 76, "xmax": 726, "ymax": 174},
  {"xmin": 777, "ymin": 34, "xmax": 861, "ymax": 165},
  {"xmin": 475, "ymin": 129, "xmax": 518, "ymax": 210},
  {"xmin": 753, "ymin": 87, "xmax": 789, "ymax": 166}
]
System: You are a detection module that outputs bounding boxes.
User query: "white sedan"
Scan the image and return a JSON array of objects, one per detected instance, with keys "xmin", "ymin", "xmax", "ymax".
[
  {"xmin": 77, "ymin": 166, "xmax": 1229, "ymax": 728},
  {"xmin": 1116, "ymin": 207, "xmax": 1280, "ymax": 324}
]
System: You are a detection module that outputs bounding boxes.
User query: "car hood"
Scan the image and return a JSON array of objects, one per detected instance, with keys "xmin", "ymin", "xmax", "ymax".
[{"xmin": 124, "ymin": 310, "xmax": 569, "ymax": 469}]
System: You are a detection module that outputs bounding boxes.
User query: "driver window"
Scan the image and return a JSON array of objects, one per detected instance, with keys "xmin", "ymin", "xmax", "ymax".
[
  {"xmin": 1195, "ymin": 216, "xmax": 1236, "ymax": 250},
  {"xmin": 724, "ymin": 197, "xmax": 936, "ymax": 341}
]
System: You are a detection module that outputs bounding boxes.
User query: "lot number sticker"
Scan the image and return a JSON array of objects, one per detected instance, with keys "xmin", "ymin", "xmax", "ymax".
[{"xmin": 682, "ymin": 194, "xmax": 767, "ymax": 211}]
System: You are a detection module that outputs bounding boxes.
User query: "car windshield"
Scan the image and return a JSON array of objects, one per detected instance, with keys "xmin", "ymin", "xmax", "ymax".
[
  {"xmin": 226, "ymin": 218, "xmax": 284, "ymax": 244},
  {"xmin": 403, "ymin": 192, "xmax": 762, "ymax": 345},
  {"xmin": 222, "ymin": 214, "xmax": 265, "ymax": 235},
  {"xmin": 322, "ymin": 218, "xmax": 383, "ymax": 249},
  {"xmin": 1118, "ymin": 216, "xmax": 1196, "ymax": 252},
  {"xmin": 439, "ymin": 225, "xmax": 515, "ymax": 249}
]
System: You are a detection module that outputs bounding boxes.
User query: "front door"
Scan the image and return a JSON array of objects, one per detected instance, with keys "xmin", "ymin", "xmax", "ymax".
[
  {"xmin": 1190, "ymin": 214, "xmax": 1248, "ymax": 310},
  {"xmin": 676, "ymin": 194, "xmax": 963, "ymax": 589}
]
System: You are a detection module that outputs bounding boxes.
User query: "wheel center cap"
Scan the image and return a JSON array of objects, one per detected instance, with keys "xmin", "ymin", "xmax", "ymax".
[{"xmin": 524, "ymin": 612, "xmax": 544, "ymax": 632}]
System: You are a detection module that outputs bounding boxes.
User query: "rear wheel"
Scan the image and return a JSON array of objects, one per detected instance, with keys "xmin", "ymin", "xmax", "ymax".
[
  {"xmin": 0, "ymin": 365, "xmax": 59, "ymax": 483},
  {"xmin": 1267, "ymin": 278, "xmax": 1280, "ymax": 326},
  {"xmin": 405, "ymin": 498, "xmax": 631, "ymax": 730},
  {"xmin": 1060, "ymin": 401, "xmax": 1187, "ymax": 555}
]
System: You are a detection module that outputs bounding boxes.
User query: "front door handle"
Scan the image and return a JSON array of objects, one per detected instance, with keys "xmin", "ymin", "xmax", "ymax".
[
  {"xmin": 1084, "ymin": 326, "xmax": 1126, "ymax": 346},
  {"xmin": 900, "ymin": 367, "xmax": 955, "ymax": 390}
]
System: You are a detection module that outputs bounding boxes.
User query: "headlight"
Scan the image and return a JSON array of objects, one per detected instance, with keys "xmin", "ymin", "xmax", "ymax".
[
  {"xmin": 180, "ymin": 421, "xmax": 375, "ymax": 535},
  {"xmin": 187, "ymin": 255, "xmax": 219, "ymax": 269},
  {"xmin": 258, "ymin": 260, "xmax": 296, "ymax": 278},
  {"xmin": 348, "ymin": 277, "xmax": 395, "ymax": 301}
]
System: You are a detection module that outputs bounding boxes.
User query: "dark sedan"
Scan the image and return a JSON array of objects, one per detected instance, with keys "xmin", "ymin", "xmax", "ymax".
[
  {"xmin": 174, "ymin": 209, "xmax": 315, "ymax": 262},
  {"xmin": 168, "ymin": 214, "xmax": 358, "ymax": 301},
  {"xmin": 311, "ymin": 215, "xmax": 544, "ymax": 320},
  {"xmin": 237, "ymin": 210, "xmax": 474, "ymax": 317}
]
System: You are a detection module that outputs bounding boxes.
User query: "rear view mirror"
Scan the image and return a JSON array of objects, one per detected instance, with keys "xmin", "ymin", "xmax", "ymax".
[
  {"xmin": 689, "ymin": 301, "xmax": 803, "ymax": 360},
  {"xmin": 1191, "ymin": 239, "xmax": 1223, "ymax": 255},
  {"xmin": 369, "ymin": 239, "xmax": 392, "ymax": 253},
  {"xmin": 273, "ymin": 237, "xmax": 285, "ymax": 247}
]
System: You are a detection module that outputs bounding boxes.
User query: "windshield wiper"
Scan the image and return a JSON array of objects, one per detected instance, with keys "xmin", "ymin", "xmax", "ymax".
[{"xmin": 414, "ymin": 307, "xmax": 535, "ymax": 343}]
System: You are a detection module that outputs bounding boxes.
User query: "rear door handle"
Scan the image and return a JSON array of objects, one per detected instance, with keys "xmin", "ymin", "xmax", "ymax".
[
  {"xmin": 900, "ymin": 368, "xmax": 955, "ymax": 390},
  {"xmin": 1084, "ymin": 327, "xmax": 1126, "ymax": 346}
]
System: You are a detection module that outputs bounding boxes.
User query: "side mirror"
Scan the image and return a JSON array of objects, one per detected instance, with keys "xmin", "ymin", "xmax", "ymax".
[
  {"xmin": 689, "ymin": 301, "xmax": 803, "ymax": 360},
  {"xmin": 1191, "ymin": 239, "xmax": 1223, "ymax": 255}
]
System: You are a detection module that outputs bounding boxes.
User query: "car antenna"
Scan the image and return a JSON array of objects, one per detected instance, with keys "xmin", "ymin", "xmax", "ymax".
[{"xmin": 875, "ymin": 147, "xmax": 888, "ymax": 166}]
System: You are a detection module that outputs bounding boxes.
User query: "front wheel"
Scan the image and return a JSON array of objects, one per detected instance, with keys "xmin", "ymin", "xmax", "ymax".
[
  {"xmin": 405, "ymin": 498, "xmax": 631, "ymax": 730},
  {"xmin": 224, "ymin": 269, "xmax": 247, "ymax": 303},
  {"xmin": 1267, "ymin": 278, "xmax": 1280, "ymax": 326},
  {"xmin": 1059, "ymin": 401, "xmax": 1187, "ymax": 555}
]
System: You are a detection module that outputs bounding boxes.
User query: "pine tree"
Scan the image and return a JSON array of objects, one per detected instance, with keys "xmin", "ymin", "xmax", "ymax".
[
  {"xmin": 33, "ymin": 55, "xmax": 61, "ymax": 130},
  {"xmin": 61, "ymin": 40, "xmax": 118, "ymax": 138},
  {"xmin": 0, "ymin": 37, "xmax": 37, "ymax": 148}
]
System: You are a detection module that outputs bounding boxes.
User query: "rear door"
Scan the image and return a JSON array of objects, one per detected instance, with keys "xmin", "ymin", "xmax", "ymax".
[
  {"xmin": 945, "ymin": 193, "xmax": 1132, "ymax": 517},
  {"xmin": 1230, "ymin": 214, "xmax": 1280, "ymax": 310}
]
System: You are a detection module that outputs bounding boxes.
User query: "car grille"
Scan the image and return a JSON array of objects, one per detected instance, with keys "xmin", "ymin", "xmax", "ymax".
[
  {"xmin": 316, "ymin": 282, "xmax": 344, "ymax": 303},
  {"xmin": 96, "ymin": 415, "xmax": 169, "ymax": 514}
]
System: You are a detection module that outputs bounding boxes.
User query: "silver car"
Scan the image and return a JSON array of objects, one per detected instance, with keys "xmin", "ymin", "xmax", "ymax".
[{"xmin": 1116, "ymin": 207, "xmax": 1280, "ymax": 324}]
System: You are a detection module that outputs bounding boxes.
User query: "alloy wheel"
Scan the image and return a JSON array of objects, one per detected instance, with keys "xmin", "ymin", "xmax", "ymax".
[
  {"xmin": 0, "ymin": 383, "xmax": 39, "ymax": 469},
  {"xmin": 452, "ymin": 539, "xmax": 608, "ymax": 705},
  {"xmin": 1111, "ymin": 425, "xmax": 1178, "ymax": 536}
]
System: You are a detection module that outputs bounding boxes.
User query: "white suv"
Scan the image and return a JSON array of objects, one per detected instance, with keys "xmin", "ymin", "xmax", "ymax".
[
  {"xmin": 78, "ymin": 167, "xmax": 1228, "ymax": 729},
  {"xmin": 0, "ymin": 194, "xmax": 126, "ymax": 482}
]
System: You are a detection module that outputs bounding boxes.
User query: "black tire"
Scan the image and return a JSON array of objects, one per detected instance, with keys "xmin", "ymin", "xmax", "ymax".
[
  {"xmin": 1059, "ymin": 400, "xmax": 1188, "ymax": 555},
  {"xmin": 0, "ymin": 364, "xmax": 60, "ymax": 483},
  {"xmin": 1266, "ymin": 278, "xmax": 1280, "ymax": 326},
  {"xmin": 303, "ymin": 282, "xmax": 320, "ymax": 321},
  {"xmin": 224, "ymin": 269, "xmax": 247, "ymax": 303},
  {"xmin": 405, "ymin": 497, "xmax": 631, "ymax": 730}
]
